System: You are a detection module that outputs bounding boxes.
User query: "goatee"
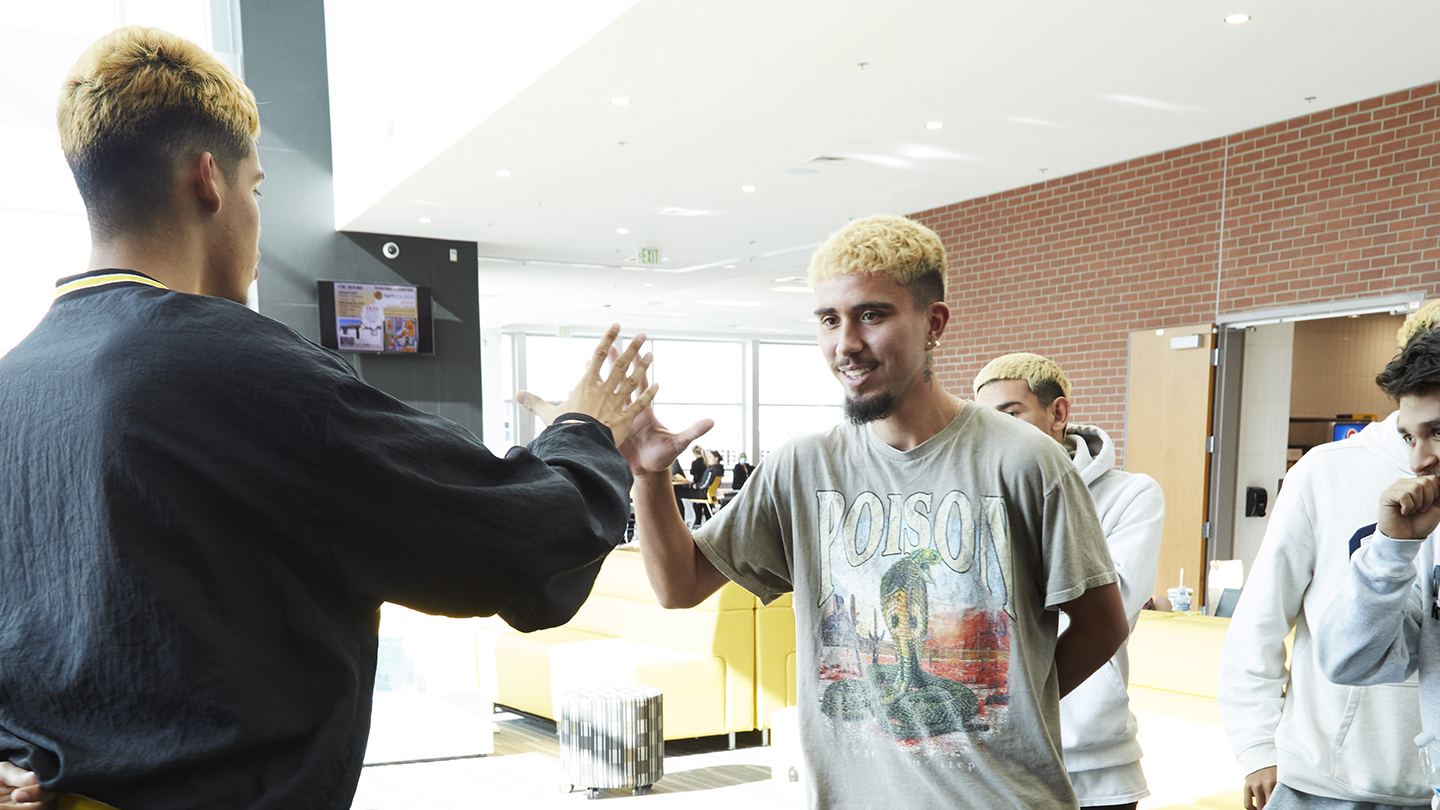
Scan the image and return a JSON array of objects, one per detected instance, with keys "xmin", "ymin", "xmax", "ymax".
[{"xmin": 844, "ymin": 392, "xmax": 895, "ymax": 425}]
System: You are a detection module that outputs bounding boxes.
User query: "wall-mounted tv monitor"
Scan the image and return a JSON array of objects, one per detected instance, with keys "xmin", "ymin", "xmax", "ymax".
[
  {"xmin": 317, "ymin": 280, "xmax": 434, "ymax": 354},
  {"xmin": 1332, "ymin": 421, "xmax": 1367, "ymax": 442}
]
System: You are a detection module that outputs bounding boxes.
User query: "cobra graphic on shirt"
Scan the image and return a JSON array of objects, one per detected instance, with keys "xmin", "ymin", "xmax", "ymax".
[{"xmin": 814, "ymin": 488, "xmax": 1014, "ymax": 744}]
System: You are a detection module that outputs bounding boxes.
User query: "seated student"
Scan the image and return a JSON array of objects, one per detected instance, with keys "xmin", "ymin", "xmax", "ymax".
[
  {"xmin": 974, "ymin": 352, "xmax": 1163, "ymax": 810},
  {"xmin": 673, "ymin": 449, "xmax": 725, "ymax": 528},
  {"xmin": 1316, "ymin": 327, "xmax": 1440, "ymax": 786},
  {"xmin": 1220, "ymin": 313, "xmax": 1436, "ymax": 810},
  {"xmin": 0, "ymin": 26, "xmax": 656, "ymax": 810}
]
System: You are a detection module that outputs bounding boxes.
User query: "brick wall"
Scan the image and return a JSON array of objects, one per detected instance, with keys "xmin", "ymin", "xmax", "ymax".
[{"xmin": 912, "ymin": 82, "xmax": 1440, "ymax": 463}]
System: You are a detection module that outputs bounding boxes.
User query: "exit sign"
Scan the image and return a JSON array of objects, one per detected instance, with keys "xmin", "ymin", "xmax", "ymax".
[{"xmin": 638, "ymin": 247, "xmax": 661, "ymax": 265}]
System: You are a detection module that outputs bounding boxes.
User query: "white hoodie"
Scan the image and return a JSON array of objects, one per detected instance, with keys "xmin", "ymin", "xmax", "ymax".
[
  {"xmin": 1218, "ymin": 413, "xmax": 1429, "ymax": 803},
  {"xmin": 1058, "ymin": 424, "xmax": 1165, "ymax": 791}
]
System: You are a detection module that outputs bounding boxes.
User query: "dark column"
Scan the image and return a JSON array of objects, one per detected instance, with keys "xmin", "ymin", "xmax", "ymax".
[{"xmin": 238, "ymin": 0, "xmax": 483, "ymax": 435}]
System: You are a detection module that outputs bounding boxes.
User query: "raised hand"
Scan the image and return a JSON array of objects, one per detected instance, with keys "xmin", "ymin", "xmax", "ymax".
[
  {"xmin": 1378, "ymin": 474, "xmax": 1440, "ymax": 540},
  {"xmin": 615, "ymin": 358, "xmax": 713, "ymax": 476},
  {"xmin": 516, "ymin": 324, "xmax": 658, "ymax": 447},
  {"xmin": 0, "ymin": 762, "xmax": 52, "ymax": 810},
  {"xmin": 619, "ymin": 406, "xmax": 715, "ymax": 477}
]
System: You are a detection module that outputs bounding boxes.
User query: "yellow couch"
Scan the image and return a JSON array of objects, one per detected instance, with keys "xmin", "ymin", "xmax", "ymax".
[
  {"xmin": 756, "ymin": 591, "xmax": 797, "ymax": 734},
  {"xmin": 1126, "ymin": 611, "xmax": 1294, "ymax": 809},
  {"xmin": 493, "ymin": 547, "xmax": 796, "ymax": 742}
]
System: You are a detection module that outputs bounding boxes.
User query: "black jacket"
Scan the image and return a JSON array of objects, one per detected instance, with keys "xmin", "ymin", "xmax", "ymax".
[{"xmin": 0, "ymin": 271, "xmax": 632, "ymax": 808}]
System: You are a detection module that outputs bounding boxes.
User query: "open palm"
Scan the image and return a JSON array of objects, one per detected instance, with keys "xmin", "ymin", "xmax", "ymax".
[{"xmin": 619, "ymin": 406, "xmax": 713, "ymax": 476}]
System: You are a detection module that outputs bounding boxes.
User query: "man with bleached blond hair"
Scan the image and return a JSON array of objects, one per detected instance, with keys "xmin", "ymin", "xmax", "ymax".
[
  {"xmin": 569, "ymin": 214, "xmax": 1129, "ymax": 810},
  {"xmin": 974, "ymin": 352, "xmax": 1163, "ymax": 810},
  {"xmin": 1397, "ymin": 299, "xmax": 1440, "ymax": 348},
  {"xmin": 0, "ymin": 26, "xmax": 656, "ymax": 809}
]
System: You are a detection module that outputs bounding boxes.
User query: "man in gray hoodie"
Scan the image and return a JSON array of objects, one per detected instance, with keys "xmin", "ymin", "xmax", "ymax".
[
  {"xmin": 1317, "ymin": 327, "xmax": 1440, "ymax": 805},
  {"xmin": 974, "ymin": 352, "xmax": 1164, "ymax": 810}
]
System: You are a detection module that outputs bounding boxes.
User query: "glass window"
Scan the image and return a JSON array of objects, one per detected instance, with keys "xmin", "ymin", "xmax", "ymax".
[
  {"xmin": 523, "ymin": 335, "xmax": 602, "ymax": 437},
  {"xmin": 659, "ymin": 403, "xmax": 743, "ymax": 468},
  {"xmin": 648, "ymin": 339, "xmax": 742, "ymax": 405},
  {"xmin": 758, "ymin": 343, "xmax": 837, "ymax": 405},
  {"xmin": 510, "ymin": 333, "xmax": 840, "ymax": 462},
  {"xmin": 524, "ymin": 335, "xmax": 599, "ymax": 401},
  {"xmin": 759, "ymin": 342, "xmax": 842, "ymax": 454},
  {"xmin": 760, "ymin": 405, "xmax": 844, "ymax": 455}
]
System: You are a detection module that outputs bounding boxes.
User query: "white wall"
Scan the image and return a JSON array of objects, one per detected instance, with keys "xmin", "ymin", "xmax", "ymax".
[{"xmin": 1231, "ymin": 322, "xmax": 1294, "ymax": 580}]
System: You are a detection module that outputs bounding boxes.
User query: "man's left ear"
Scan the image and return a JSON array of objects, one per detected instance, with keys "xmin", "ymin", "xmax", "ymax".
[
  {"xmin": 191, "ymin": 152, "xmax": 224, "ymax": 215},
  {"xmin": 927, "ymin": 300, "xmax": 951, "ymax": 340},
  {"xmin": 1050, "ymin": 396, "xmax": 1071, "ymax": 434}
]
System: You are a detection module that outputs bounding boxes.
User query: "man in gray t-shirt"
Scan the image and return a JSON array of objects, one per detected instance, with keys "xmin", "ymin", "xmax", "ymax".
[{"xmin": 570, "ymin": 215, "xmax": 1129, "ymax": 810}]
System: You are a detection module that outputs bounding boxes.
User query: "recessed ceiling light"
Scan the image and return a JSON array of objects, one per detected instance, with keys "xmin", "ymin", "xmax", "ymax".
[
  {"xmin": 693, "ymin": 299, "xmax": 762, "ymax": 307},
  {"xmin": 724, "ymin": 265, "xmax": 736, "ymax": 269},
  {"xmin": 616, "ymin": 228, "xmax": 629, "ymax": 235},
  {"xmin": 495, "ymin": 169, "xmax": 511, "ymax": 177},
  {"xmin": 741, "ymin": 185, "xmax": 757, "ymax": 193},
  {"xmin": 611, "ymin": 97, "xmax": 630, "ymax": 106},
  {"xmin": 926, "ymin": 121, "xmax": 944, "ymax": 130},
  {"xmin": 1225, "ymin": 13, "xmax": 1250, "ymax": 23},
  {"xmin": 418, "ymin": 217, "xmax": 432, "ymax": 224},
  {"xmin": 770, "ymin": 286, "xmax": 811, "ymax": 294}
]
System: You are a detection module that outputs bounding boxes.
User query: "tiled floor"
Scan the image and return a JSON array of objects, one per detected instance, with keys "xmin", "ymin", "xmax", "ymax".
[
  {"xmin": 350, "ymin": 710, "xmax": 802, "ymax": 810},
  {"xmin": 352, "ymin": 693, "xmax": 1244, "ymax": 810}
]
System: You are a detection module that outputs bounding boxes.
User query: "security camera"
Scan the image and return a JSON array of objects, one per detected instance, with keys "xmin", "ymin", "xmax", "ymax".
[{"xmin": 381, "ymin": 242, "xmax": 400, "ymax": 259}]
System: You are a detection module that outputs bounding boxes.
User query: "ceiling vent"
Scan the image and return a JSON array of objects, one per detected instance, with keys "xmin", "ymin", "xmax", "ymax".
[{"xmin": 804, "ymin": 155, "xmax": 853, "ymax": 167}]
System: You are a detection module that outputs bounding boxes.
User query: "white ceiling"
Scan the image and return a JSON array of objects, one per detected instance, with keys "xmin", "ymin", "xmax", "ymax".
[{"xmin": 326, "ymin": 0, "xmax": 1440, "ymax": 339}]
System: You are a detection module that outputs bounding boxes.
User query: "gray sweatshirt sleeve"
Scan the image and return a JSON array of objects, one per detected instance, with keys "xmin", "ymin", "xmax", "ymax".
[{"xmin": 1315, "ymin": 532, "xmax": 1428, "ymax": 686}]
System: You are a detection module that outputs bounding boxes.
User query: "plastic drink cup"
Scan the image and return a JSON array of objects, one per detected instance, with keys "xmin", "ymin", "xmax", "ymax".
[{"xmin": 1167, "ymin": 586, "xmax": 1193, "ymax": 612}]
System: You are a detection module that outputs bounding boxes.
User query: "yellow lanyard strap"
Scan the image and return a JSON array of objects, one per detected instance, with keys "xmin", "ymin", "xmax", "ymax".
[{"xmin": 58, "ymin": 795, "xmax": 122, "ymax": 810}]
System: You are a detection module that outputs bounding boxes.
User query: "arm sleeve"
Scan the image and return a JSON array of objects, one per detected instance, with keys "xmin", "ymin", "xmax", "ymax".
[
  {"xmin": 317, "ymin": 377, "xmax": 633, "ymax": 631},
  {"xmin": 694, "ymin": 449, "xmax": 794, "ymax": 604},
  {"xmin": 1103, "ymin": 475, "xmax": 1165, "ymax": 622},
  {"xmin": 1042, "ymin": 468, "xmax": 1118, "ymax": 609},
  {"xmin": 1315, "ymin": 531, "xmax": 1428, "ymax": 686},
  {"xmin": 1216, "ymin": 470, "xmax": 1316, "ymax": 775}
]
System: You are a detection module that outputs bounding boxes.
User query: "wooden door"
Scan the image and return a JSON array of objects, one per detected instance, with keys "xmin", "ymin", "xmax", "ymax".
[{"xmin": 1126, "ymin": 324, "xmax": 1216, "ymax": 609}]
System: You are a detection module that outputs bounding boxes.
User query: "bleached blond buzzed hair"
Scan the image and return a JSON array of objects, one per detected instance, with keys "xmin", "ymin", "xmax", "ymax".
[
  {"xmin": 973, "ymin": 352, "xmax": 1072, "ymax": 406},
  {"xmin": 57, "ymin": 26, "xmax": 260, "ymax": 239},
  {"xmin": 1398, "ymin": 299, "xmax": 1440, "ymax": 348},
  {"xmin": 808, "ymin": 215, "xmax": 946, "ymax": 307}
]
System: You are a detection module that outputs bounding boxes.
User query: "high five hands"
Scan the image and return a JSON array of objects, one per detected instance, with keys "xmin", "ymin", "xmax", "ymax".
[
  {"xmin": 516, "ymin": 324, "xmax": 658, "ymax": 447},
  {"xmin": 516, "ymin": 325, "xmax": 713, "ymax": 471}
]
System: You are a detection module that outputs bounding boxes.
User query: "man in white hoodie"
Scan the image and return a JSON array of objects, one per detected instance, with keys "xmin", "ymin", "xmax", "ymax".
[
  {"xmin": 1217, "ymin": 314, "xmax": 1433, "ymax": 809},
  {"xmin": 1316, "ymin": 325, "xmax": 1440, "ymax": 806},
  {"xmin": 974, "ymin": 353, "xmax": 1164, "ymax": 810}
]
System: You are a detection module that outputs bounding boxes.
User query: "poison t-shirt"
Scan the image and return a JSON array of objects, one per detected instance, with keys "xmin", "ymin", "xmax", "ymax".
[{"xmin": 696, "ymin": 403, "xmax": 1115, "ymax": 809}]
